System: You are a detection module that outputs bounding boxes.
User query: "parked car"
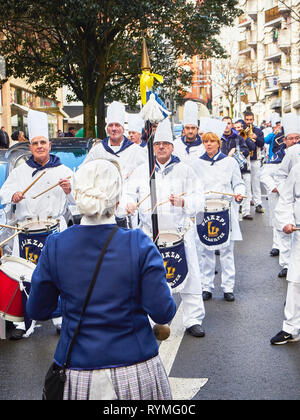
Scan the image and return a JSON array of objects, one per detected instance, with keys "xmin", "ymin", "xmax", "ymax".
[{"xmin": 0, "ymin": 137, "xmax": 94, "ymax": 254}]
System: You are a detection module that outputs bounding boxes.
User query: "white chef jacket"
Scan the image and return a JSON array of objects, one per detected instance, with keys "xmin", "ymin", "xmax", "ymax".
[
  {"xmin": 173, "ymin": 138, "xmax": 206, "ymax": 166},
  {"xmin": 82, "ymin": 137, "xmax": 146, "ymax": 180},
  {"xmin": 0, "ymin": 161, "xmax": 74, "ymax": 227},
  {"xmin": 191, "ymin": 153, "xmax": 246, "ymax": 241},
  {"xmin": 275, "ymin": 143, "xmax": 300, "ymax": 194},
  {"xmin": 274, "ymin": 162, "xmax": 300, "ymax": 284},
  {"xmin": 122, "ymin": 156, "xmax": 205, "ymax": 295}
]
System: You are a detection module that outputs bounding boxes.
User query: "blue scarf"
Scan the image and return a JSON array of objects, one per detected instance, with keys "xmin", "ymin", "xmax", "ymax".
[
  {"xmin": 155, "ymin": 155, "xmax": 180, "ymax": 175},
  {"xmin": 181, "ymin": 135, "xmax": 202, "ymax": 154},
  {"xmin": 101, "ymin": 136, "xmax": 133, "ymax": 156},
  {"xmin": 270, "ymin": 144, "xmax": 286, "ymax": 164},
  {"xmin": 26, "ymin": 154, "xmax": 62, "ymax": 177},
  {"xmin": 200, "ymin": 150, "xmax": 227, "ymax": 166}
]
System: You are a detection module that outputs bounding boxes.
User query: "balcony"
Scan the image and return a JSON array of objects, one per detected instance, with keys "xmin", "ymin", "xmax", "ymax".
[
  {"xmin": 246, "ymin": 30, "xmax": 257, "ymax": 47},
  {"xmin": 278, "ymin": 0, "xmax": 291, "ymax": 16},
  {"xmin": 264, "ymin": 6, "xmax": 283, "ymax": 28},
  {"xmin": 246, "ymin": 0, "xmax": 258, "ymax": 20},
  {"xmin": 265, "ymin": 43, "xmax": 281, "ymax": 62},
  {"xmin": 265, "ymin": 76, "xmax": 280, "ymax": 92},
  {"xmin": 238, "ymin": 39, "xmax": 251, "ymax": 55},
  {"xmin": 279, "ymin": 70, "xmax": 292, "ymax": 86},
  {"xmin": 238, "ymin": 14, "xmax": 252, "ymax": 28},
  {"xmin": 277, "ymin": 29, "xmax": 291, "ymax": 52}
]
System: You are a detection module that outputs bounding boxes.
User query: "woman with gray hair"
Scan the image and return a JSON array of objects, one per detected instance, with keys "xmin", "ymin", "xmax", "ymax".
[{"xmin": 27, "ymin": 159, "xmax": 176, "ymax": 400}]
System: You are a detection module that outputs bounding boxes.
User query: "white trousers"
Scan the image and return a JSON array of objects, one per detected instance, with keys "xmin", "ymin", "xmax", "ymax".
[
  {"xmin": 282, "ymin": 232, "xmax": 300, "ymax": 335},
  {"xmin": 273, "ymin": 229, "xmax": 291, "ymax": 269},
  {"xmin": 250, "ymin": 160, "xmax": 262, "ymax": 207},
  {"xmin": 241, "ymin": 173, "xmax": 252, "ymax": 217},
  {"xmin": 283, "ymin": 282, "xmax": 300, "ymax": 336},
  {"xmin": 198, "ymin": 241, "xmax": 236, "ymax": 293},
  {"xmin": 180, "ymin": 293, "xmax": 205, "ymax": 329}
]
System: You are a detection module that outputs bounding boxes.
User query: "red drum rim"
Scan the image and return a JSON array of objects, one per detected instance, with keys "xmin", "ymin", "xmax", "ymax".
[{"xmin": 0, "ymin": 255, "xmax": 36, "ymax": 283}]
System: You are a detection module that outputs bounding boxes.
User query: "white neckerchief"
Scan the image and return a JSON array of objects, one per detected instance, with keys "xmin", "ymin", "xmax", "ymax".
[{"xmin": 80, "ymin": 214, "xmax": 116, "ymax": 225}]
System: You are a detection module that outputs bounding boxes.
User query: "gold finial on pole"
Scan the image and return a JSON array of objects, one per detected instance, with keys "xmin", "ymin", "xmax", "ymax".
[{"xmin": 141, "ymin": 38, "xmax": 151, "ymax": 71}]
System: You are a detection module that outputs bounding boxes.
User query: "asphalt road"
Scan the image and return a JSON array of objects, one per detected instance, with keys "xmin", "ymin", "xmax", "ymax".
[{"xmin": 1, "ymin": 196, "xmax": 299, "ymax": 400}]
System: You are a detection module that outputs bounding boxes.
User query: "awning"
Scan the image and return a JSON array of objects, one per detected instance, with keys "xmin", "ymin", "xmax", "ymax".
[
  {"xmin": 11, "ymin": 103, "xmax": 30, "ymax": 115},
  {"xmin": 33, "ymin": 107, "xmax": 69, "ymax": 119}
]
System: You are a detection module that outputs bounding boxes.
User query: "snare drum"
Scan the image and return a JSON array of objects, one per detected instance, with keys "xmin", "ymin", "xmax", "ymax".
[
  {"xmin": 17, "ymin": 218, "xmax": 60, "ymax": 264},
  {"xmin": 197, "ymin": 199, "xmax": 231, "ymax": 251},
  {"xmin": 156, "ymin": 231, "xmax": 188, "ymax": 290},
  {"xmin": 0, "ymin": 255, "xmax": 36, "ymax": 322}
]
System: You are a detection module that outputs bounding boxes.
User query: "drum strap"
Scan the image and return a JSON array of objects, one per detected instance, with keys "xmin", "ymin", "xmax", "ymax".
[{"xmin": 64, "ymin": 225, "xmax": 119, "ymax": 368}]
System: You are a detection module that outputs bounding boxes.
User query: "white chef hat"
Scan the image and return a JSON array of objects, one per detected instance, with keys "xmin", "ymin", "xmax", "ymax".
[
  {"xmin": 153, "ymin": 118, "xmax": 174, "ymax": 144},
  {"xmin": 271, "ymin": 112, "xmax": 281, "ymax": 127},
  {"xmin": 106, "ymin": 101, "xmax": 126, "ymax": 129},
  {"xmin": 183, "ymin": 100, "xmax": 199, "ymax": 127},
  {"xmin": 127, "ymin": 113, "xmax": 144, "ymax": 134},
  {"xmin": 28, "ymin": 109, "xmax": 49, "ymax": 142},
  {"xmin": 200, "ymin": 117, "xmax": 227, "ymax": 139},
  {"xmin": 282, "ymin": 113, "xmax": 300, "ymax": 137},
  {"xmin": 73, "ymin": 159, "xmax": 122, "ymax": 218}
]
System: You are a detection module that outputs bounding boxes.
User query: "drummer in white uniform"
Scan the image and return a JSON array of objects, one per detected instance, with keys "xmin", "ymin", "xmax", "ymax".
[
  {"xmin": 191, "ymin": 119, "xmax": 246, "ymax": 302},
  {"xmin": 260, "ymin": 114, "xmax": 299, "ymax": 278},
  {"xmin": 0, "ymin": 110, "xmax": 74, "ymax": 339},
  {"xmin": 273, "ymin": 113, "xmax": 300, "ymax": 192},
  {"xmin": 82, "ymin": 101, "xmax": 146, "ymax": 178},
  {"xmin": 271, "ymin": 161, "xmax": 300, "ymax": 345},
  {"xmin": 173, "ymin": 100, "xmax": 205, "ymax": 164},
  {"xmin": 124, "ymin": 118, "xmax": 207, "ymax": 337}
]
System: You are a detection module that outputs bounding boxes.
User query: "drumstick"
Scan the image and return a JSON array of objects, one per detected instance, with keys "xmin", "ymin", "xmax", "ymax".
[
  {"xmin": 145, "ymin": 192, "xmax": 186, "ymax": 212},
  {"xmin": 206, "ymin": 190, "xmax": 247, "ymax": 199},
  {"xmin": 32, "ymin": 176, "xmax": 71, "ymax": 199},
  {"xmin": 136, "ymin": 193, "xmax": 150, "ymax": 208},
  {"xmin": 0, "ymin": 231, "xmax": 22, "ymax": 248},
  {"xmin": 22, "ymin": 171, "xmax": 46, "ymax": 195},
  {"xmin": 293, "ymin": 227, "xmax": 300, "ymax": 231},
  {"xmin": 0, "ymin": 223, "xmax": 23, "ymax": 231}
]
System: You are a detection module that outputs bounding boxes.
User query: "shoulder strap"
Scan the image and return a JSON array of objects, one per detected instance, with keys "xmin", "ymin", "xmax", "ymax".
[{"xmin": 64, "ymin": 225, "xmax": 118, "ymax": 368}]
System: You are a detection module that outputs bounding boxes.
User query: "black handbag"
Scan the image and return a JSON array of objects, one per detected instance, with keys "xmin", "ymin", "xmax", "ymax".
[{"xmin": 42, "ymin": 226, "xmax": 118, "ymax": 400}]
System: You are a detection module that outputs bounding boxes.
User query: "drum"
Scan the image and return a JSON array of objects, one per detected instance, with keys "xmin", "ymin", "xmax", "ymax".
[
  {"xmin": 0, "ymin": 255, "xmax": 36, "ymax": 322},
  {"xmin": 17, "ymin": 218, "xmax": 60, "ymax": 264},
  {"xmin": 197, "ymin": 199, "xmax": 231, "ymax": 251},
  {"xmin": 156, "ymin": 231, "xmax": 188, "ymax": 290}
]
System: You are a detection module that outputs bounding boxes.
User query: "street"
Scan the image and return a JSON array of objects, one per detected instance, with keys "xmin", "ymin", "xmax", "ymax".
[{"xmin": 1, "ymin": 196, "xmax": 300, "ymax": 400}]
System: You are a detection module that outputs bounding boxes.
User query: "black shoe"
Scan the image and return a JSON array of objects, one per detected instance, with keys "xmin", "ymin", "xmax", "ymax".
[
  {"xmin": 255, "ymin": 205, "xmax": 264, "ymax": 214},
  {"xmin": 5, "ymin": 320, "xmax": 16, "ymax": 332},
  {"xmin": 270, "ymin": 330, "xmax": 300, "ymax": 345},
  {"xmin": 224, "ymin": 292, "xmax": 235, "ymax": 302},
  {"xmin": 202, "ymin": 291, "xmax": 212, "ymax": 301},
  {"xmin": 278, "ymin": 268, "xmax": 288, "ymax": 278},
  {"xmin": 270, "ymin": 248, "xmax": 279, "ymax": 257},
  {"xmin": 9, "ymin": 329, "xmax": 25, "ymax": 340},
  {"xmin": 243, "ymin": 214, "xmax": 253, "ymax": 220},
  {"xmin": 186, "ymin": 324, "xmax": 205, "ymax": 337}
]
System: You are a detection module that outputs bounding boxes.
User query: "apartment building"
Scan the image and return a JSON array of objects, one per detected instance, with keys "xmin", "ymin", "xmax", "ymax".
[
  {"xmin": 237, "ymin": 0, "xmax": 300, "ymax": 119},
  {"xmin": 0, "ymin": 77, "xmax": 66, "ymax": 142}
]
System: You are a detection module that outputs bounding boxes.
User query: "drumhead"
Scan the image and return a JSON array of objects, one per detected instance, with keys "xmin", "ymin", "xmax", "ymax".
[
  {"xmin": 157, "ymin": 231, "xmax": 183, "ymax": 247},
  {"xmin": 18, "ymin": 219, "xmax": 59, "ymax": 233},
  {"xmin": 205, "ymin": 199, "xmax": 229, "ymax": 212},
  {"xmin": 0, "ymin": 256, "xmax": 36, "ymax": 282}
]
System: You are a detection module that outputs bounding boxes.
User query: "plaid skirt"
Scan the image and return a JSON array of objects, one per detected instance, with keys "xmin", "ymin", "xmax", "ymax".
[{"xmin": 63, "ymin": 355, "xmax": 172, "ymax": 400}]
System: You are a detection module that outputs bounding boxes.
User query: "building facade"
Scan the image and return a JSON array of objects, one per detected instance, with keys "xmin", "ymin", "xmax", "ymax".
[
  {"xmin": 0, "ymin": 77, "xmax": 66, "ymax": 143},
  {"xmin": 237, "ymin": 0, "xmax": 300, "ymax": 119}
]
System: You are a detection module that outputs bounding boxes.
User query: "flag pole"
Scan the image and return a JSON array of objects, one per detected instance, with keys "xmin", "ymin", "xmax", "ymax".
[{"xmin": 141, "ymin": 39, "xmax": 159, "ymax": 246}]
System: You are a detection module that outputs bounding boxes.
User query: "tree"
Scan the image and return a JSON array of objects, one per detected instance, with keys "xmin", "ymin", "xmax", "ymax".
[{"xmin": 0, "ymin": 0, "xmax": 241, "ymax": 137}]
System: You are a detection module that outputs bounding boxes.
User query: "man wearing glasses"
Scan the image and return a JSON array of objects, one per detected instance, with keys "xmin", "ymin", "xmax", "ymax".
[{"xmin": 0, "ymin": 110, "xmax": 73, "ymax": 339}]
